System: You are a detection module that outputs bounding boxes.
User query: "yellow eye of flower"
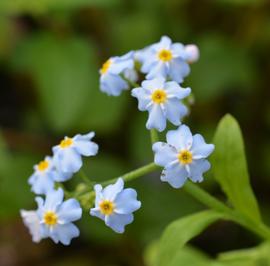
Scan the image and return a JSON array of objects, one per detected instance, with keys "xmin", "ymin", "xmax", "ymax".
[
  {"xmin": 60, "ymin": 138, "xmax": 73, "ymax": 148},
  {"xmin": 151, "ymin": 89, "xmax": 167, "ymax": 104},
  {"xmin": 44, "ymin": 211, "xmax": 58, "ymax": 226},
  {"xmin": 100, "ymin": 59, "xmax": 112, "ymax": 75},
  {"xmin": 37, "ymin": 160, "xmax": 49, "ymax": 171},
  {"xmin": 178, "ymin": 150, "xmax": 193, "ymax": 165},
  {"xmin": 158, "ymin": 49, "xmax": 173, "ymax": 62},
  {"xmin": 99, "ymin": 200, "xmax": 115, "ymax": 215}
]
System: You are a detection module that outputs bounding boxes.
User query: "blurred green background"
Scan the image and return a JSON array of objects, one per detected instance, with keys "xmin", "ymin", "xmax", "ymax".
[{"xmin": 1, "ymin": 0, "xmax": 270, "ymax": 265}]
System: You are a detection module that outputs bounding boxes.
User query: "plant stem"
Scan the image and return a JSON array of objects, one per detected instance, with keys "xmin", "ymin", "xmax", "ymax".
[
  {"xmin": 183, "ymin": 182, "xmax": 270, "ymax": 240},
  {"xmin": 77, "ymin": 161, "xmax": 270, "ymax": 240},
  {"xmin": 150, "ymin": 129, "xmax": 159, "ymax": 144},
  {"xmin": 100, "ymin": 162, "xmax": 159, "ymax": 187},
  {"xmin": 78, "ymin": 169, "xmax": 93, "ymax": 186}
]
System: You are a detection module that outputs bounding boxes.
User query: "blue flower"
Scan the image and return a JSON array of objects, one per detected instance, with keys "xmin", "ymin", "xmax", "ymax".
[
  {"xmin": 36, "ymin": 188, "xmax": 82, "ymax": 245},
  {"xmin": 132, "ymin": 77, "xmax": 191, "ymax": 132},
  {"xmin": 100, "ymin": 51, "xmax": 135, "ymax": 96},
  {"xmin": 53, "ymin": 132, "xmax": 98, "ymax": 175},
  {"xmin": 153, "ymin": 125, "xmax": 214, "ymax": 188},
  {"xmin": 20, "ymin": 210, "xmax": 42, "ymax": 243},
  {"xmin": 28, "ymin": 156, "xmax": 69, "ymax": 195},
  {"xmin": 90, "ymin": 178, "xmax": 141, "ymax": 233},
  {"xmin": 140, "ymin": 36, "xmax": 191, "ymax": 83}
]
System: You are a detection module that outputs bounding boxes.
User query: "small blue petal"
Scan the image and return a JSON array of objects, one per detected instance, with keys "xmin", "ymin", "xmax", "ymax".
[
  {"xmin": 57, "ymin": 199, "xmax": 82, "ymax": 223},
  {"xmin": 166, "ymin": 125, "xmax": 193, "ymax": 150},
  {"xmin": 161, "ymin": 163, "xmax": 188, "ymax": 188},
  {"xmin": 114, "ymin": 188, "xmax": 141, "ymax": 214},
  {"xmin": 146, "ymin": 104, "xmax": 167, "ymax": 132},
  {"xmin": 188, "ymin": 159, "xmax": 211, "ymax": 183},
  {"xmin": 43, "ymin": 188, "xmax": 64, "ymax": 211},
  {"xmin": 103, "ymin": 178, "xmax": 124, "ymax": 201},
  {"xmin": 191, "ymin": 134, "xmax": 215, "ymax": 159},
  {"xmin": 152, "ymin": 142, "xmax": 177, "ymax": 167},
  {"xmin": 100, "ymin": 73, "xmax": 128, "ymax": 96},
  {"xmin": 51, "ymin": 223, "xmax": 80, "ymax": 246},
  {"xmin": 105, "ymin": 213, "xmax": 134, "ymax": 233}
]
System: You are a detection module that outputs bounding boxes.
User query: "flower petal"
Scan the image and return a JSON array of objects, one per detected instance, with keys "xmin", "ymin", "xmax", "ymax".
[
  {"xmin": 57, "ymin": 199, "xmax": 82, "ymax": 223},
  {"xmin": 188, "ymin": 159, "xmax": 211, "ymax": 183},
  {"xmin": 51, "ymin": 223, "xmax": 80, "ymax": 245},
  {"xmin": 161, "ymin": 163, "xmax": 188, "ymax": 188},
  {"xmin": 114, "ymin": 188, "xmax": 141, "ymax": 214},
  {"xmin": 164, "ymin": 99, "xmax": 188, "ymax": 126},
  {"xmin": 169, "ymin": 58, "xmax": 190, "ymax": 83},
  {"xmin": 166, "ymin": 124, "xmax": 193, "ymax": 150},
  {"xmin": 103, "ymin": 178, "xmax": 124, "ymax": 201},
  {"xmin": 164, "ymin": 81, "xmax": 191, "ymax": 99},
  {"xmin": 131, "ymin": 87, "xmax": 151, "ymax": 111},
  {"xmin": 146, "ymin": 104, "xmax": 167, "ymax": 132},
  {"xmin": 105, "ymin": 213, "xmax": 134, "ymax": 233},
  {"xmin": 191, "ymin": 134, "xmax": 215, "ymax": 159},
  {"xmin": 152, "ymin": 142, "xmax": 178, "ymax": 167}
]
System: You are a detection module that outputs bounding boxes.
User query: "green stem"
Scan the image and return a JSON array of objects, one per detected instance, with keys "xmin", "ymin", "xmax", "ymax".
[
  {"xmin": 100, "ymin": 162, "xmax": 159, "ymax": 187},
  {"xmin": 75, "ymin": 161, "xmax": 270, "ymax": 240},
  {"xmin": 78, "ymin": 169, "xmax": 93, "ymax": 186},
  {"xmin": 150, "ymin": 129, "xmax": 159, "ymax": 144},
  {"xmin": 183, "ymin": 182, "xmax": 270, "ymax": 240}
]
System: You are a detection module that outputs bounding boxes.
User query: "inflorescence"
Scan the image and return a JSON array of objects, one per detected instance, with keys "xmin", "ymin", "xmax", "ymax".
[{"xmin": 21, "ymin": 36, "xmax": 214, "ymax": 245}]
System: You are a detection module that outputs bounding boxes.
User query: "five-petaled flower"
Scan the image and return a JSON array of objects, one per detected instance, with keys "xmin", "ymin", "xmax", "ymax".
[
  {"xmin": 153, "ymin": 125, "xmax": 214, "ymax": 188},
  {"xmin": 140, "ymin": 36, "xmax": 191, "ymax": 83},
  {"xmin": 132, "ymin": 77, "xmax": 191, "ymax": 132},
  {"xmin": 35, "ymin": 188, "xmax": 82, "ymax": 245},
  {"xmin": 100, "ymin": 51, "xmax": 134, "ymax": 96},
  {"xmin": 90, "ymin": 178, "xmax": 141, "ymax": 233},
  {"xmin": 53, "ymin": 132, "xmax": 98, "ymax": 176},
  {"xmin": 28, "ymin": 156, "xmax": 70, "ymax": 195}
]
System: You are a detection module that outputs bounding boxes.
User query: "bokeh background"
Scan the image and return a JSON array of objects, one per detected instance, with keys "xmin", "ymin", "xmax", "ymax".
[{"xmin": 1, "ymin": 0, "xmax": 270, "ymax": 265}]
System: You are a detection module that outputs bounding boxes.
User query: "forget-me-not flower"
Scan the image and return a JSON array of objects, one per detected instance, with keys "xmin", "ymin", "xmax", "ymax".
[
  {"xmin": 100, "ymin": 51, "xmax": 135, "ymax": 96},
  {"xmin": 20, "ymin": 210, "xmax": 42, "ymax": 243},
  {"xmin": 90, "ymin": 178, "xmax": 141, "ymax": 233},
  {"xmin": 153, "ymin": 125, "xmax": 214, "ymax": 188},
  {"xmin": 140, "ymin": 36, "xmax": 191, "ymax": 83},
  {"xmin": 53, "ymin": 132, "xmax": 98, "ymax": 175},
  {"xmin": 36, "ymin": 188, "xmax": 82, "ymax": 245},
  {"xmin": 28, "ymin": 156, "xmax": 71, "ymax": 195},
  {"xmin": 132, "ymin": 77, "xmax": 191, "ymax": 132}
]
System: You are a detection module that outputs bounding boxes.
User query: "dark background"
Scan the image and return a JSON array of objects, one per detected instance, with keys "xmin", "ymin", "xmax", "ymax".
[{"xmin": 0, "ymin": 0, "xmax": 270, "ymax": 265}]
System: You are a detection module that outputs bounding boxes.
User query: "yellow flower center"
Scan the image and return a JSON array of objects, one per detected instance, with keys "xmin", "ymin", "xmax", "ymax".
[
  {"xmin": 60, "ymin": 138, "xmax": 73, "ymax": 149},
  {"xmin": 100, "ymin": 59, "xmax": 112, "ymax": 75},
  {"xmin": 151, "ymin": 89, "xmax": 167, "ymax": 104},
  {"xmin": 158, "ymin": 49, "xmax": 173, "ymax": 62},
  {"xmin": 43, "ymin": 211, "xmax": 58, "ymax": 226},
  {"xmin": 99, "ymin": 200, "xmax": 115, "ymax": 215},
  {"xmin": 37, "ymin": 160, "xmax": 49, "ymax": 172},
  {"xmin": 178, "ymin": 150, "xmax": 193, "ymax": 165}
]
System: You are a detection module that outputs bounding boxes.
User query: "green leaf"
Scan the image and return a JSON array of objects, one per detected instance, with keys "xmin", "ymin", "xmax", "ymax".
[
  {"xmin": 158, "ymin": 210, "xmax": 224, "ymax": 266},
  {"xmin": 218, "ymin": 242, "xmax": 270, "ymax": 266},
  {"xmin": 212, "ymin": 114, "xmax": 261, "ymax": 222},
  {"xmin": 12, "ymin": 34, "xmax": 98, "ymax": 132}
]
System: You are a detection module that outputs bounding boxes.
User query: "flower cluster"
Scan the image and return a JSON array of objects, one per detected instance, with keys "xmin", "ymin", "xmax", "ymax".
[
  {"xmin": 22, "ymin": 133, "xmax": 141, "ymax": 245},
  {"xmin": 21, "ymin": 36, "xmax": 214, "ymax": 246},
  {"xmin": 99, "ymin": 35, "xmax": 214, "ymax": 186}
]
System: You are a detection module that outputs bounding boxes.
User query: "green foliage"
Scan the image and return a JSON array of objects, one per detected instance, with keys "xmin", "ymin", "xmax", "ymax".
[
  {"xmin": 212, "ymin": 114, "xmax": 261, "ymax": 222},
  {"xmin": 0, "ymin": 133, "xmax": 37, "ymax": 219},
  {"xmin": 218, "ymin": 242, "xmax": 270, "ymax": 266},
  {"xmin": 187, "ymin": 35, "xmax": 255, "ymax": 101},
  {"xmin": 12, "ymin": 33, "xmax": 128, "ymax": 134},
  {"xmin": 0, "ymin": 0, "xmax": 119, "ymax": 14},
  {"xmin": 157, "ymin": 210, "xmax": 224, "ymax": 266}
]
